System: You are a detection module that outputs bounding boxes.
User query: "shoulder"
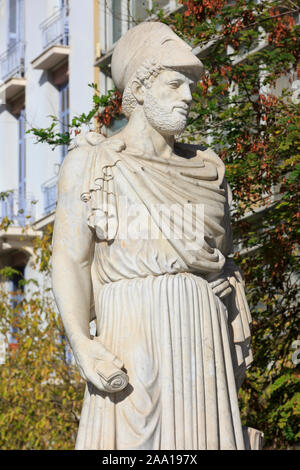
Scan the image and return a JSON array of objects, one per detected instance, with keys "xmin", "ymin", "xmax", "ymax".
[
  {"xmin": 175, "ymin": 141, "xmax": 225, "ymax": 184},
  {"xmin": 57, "ymin": 132, "xmax": 105, "ymax": 194}
]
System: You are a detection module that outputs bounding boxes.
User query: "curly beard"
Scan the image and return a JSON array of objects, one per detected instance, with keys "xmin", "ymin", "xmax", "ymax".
[{"xmin": 143, "ymin": 90, "xmax": 188, "ymax": 136}]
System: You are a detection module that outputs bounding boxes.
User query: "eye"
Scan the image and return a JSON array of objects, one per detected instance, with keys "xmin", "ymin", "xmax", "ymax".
[{"xmin": 168, "ymin": 81, "xmax": 181, "ymax": 89}]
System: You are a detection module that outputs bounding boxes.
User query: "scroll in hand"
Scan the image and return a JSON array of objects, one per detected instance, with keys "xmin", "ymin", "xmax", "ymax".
[{"xmin": 96, "ymin": 360, "xmax": 129, "ymax": 392}]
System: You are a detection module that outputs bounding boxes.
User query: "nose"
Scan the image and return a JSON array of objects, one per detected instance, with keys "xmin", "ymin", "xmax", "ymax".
[{"xmin": 181, "ymin": 83, "xmax": 193, "ymax": 105}]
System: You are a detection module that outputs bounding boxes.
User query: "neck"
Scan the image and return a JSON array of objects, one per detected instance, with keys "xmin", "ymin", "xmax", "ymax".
[{"xmin": 120, "ymin": 107, "xmax": 175, "ymax": 159}]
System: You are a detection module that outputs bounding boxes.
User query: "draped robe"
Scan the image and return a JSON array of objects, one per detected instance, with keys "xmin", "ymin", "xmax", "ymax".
[{"xmin": 73, "ymin": 136, "xmax": 258, "ymax": 450}]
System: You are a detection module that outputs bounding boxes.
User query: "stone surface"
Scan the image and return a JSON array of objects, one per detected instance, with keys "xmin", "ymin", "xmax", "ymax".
[{"xmin": 52, "ymin": 22, "xmax": 261, "ymax": 450}]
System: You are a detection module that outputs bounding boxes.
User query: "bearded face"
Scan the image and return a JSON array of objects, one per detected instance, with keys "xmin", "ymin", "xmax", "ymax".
[{"xmin": 142, "ymin": 70, "xmax": 195, "ymax": 136}]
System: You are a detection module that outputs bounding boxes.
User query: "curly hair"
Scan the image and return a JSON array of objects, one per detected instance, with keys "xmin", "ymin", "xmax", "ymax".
[{"xmin": 122, "ymin": 58, "xmax": 166, "ymax": 118}]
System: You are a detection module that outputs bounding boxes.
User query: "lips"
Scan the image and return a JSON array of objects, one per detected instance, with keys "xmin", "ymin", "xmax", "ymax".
[{"xmin": 174, "ymin": 106, "xmax": 189, "ymax": 115}]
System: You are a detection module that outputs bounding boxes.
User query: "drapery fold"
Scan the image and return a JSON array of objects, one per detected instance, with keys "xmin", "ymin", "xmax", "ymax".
[{"xmin": 76, "ymin": 273, "xmax": 245, "ymax": 450}]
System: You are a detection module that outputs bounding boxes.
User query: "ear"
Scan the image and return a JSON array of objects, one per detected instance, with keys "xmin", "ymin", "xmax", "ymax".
[{"xmin": 131, "ymin": 80, "xmax": 144, "ymax": 105}]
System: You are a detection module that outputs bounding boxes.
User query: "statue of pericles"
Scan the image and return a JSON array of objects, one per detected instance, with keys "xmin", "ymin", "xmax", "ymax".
[{"xmin": 52, "ymin": 22, "xmax": 263, "ymax": 450}]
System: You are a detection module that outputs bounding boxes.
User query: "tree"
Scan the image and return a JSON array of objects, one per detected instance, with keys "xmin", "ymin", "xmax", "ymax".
[
  {"xmin": 0, "ymin": 221, "xmax": 84, "ymax": 449},
  {"xmin": 12, "ymin": 0, "xmax": 300, "ymax": 449}
]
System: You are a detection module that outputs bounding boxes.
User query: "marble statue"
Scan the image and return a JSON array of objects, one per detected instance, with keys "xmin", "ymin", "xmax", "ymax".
[{"xmin": 52, "ymin": 22, "xmax": 263, "ymax": 450}]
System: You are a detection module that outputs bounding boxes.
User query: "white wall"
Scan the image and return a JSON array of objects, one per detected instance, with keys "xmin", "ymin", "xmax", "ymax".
[
  {"xmin": 69, "ymin": 0, "xmax": 95, "ymax": 120},
  {"xmin": 23, "ymin": 0, "xmax": 61, "ymax": 220}
]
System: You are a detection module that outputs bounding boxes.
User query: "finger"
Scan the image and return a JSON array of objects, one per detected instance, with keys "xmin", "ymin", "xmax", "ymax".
[
  {"xmin": 209, "ymin": 278, "xmax": 226, "ymax": 288},
  {"xmin": 93, "ymin": 341, "xmax": 124, "ymax": 369},
  {"xmin": 219, "ymin": 287, "xmax": 232, "ymax": 299},
  {"xmin": 212, "ymin": 280, "xmax": 230, "ymax": 295},
  {"xmin": 86, "ymin": 371, "xmax": 107, "ymax": 393}
]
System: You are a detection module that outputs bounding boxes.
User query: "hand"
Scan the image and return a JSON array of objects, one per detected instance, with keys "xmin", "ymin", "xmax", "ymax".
[
  {"xmin": 72, "ymin": 336, "xmax": 126, "ymax": 393},
  {"xmin": 209, "ymin": 275, "xmax": 232, "ymax": 299}
]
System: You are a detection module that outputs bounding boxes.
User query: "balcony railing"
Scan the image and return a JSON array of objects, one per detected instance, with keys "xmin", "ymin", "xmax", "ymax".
[
  {"xmin": 0, "ymin": 41, "xmax": 25, "ymax": 82},
  {"xmin": 40, "ymin": 6, "xmax": 69, "ymax": 50},
  {"xmin": 0, "ymin": 190, "xmax": 36, "ymax": 226},
  {"xmin": 42, "ymin": 177, "xmax": 57, "ymax": 215}
]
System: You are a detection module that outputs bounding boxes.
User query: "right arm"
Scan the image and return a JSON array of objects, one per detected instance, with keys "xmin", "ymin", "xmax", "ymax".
[{"xmin": 52, "ymin": 145, "xmax": 123, "ymax": 391}]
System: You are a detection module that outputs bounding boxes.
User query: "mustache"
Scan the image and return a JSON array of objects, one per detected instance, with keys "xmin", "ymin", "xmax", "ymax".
[{"xmin": 172, "ymin": 103, "xmax": 190, "ymax": 112}]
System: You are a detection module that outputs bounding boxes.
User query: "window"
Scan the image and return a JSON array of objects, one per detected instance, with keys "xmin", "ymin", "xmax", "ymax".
[
  {"xmin": 100, "ymin": 0, "xmax": 175, "ymax": 52},
  {"xmin": 8, "ymin": 0, "xmax": 23, "ymax": 47},
  {"xmin": 18, "ymin": 108, "xmax": 26, "ymax": 225},
  {"xmin": 112, "ymin": 0, "xmax": 123, "ymax": 44},
  {"xmin": 8, "ymin": 0, "xmax": 17, "ymax": 44},
  {"xmin": 58, "ymin": 81, "xmax": 69, "ymax": 160},
  {"xmin": 1, "ymin": 0, "xmax": 24, "ymax": 81}
]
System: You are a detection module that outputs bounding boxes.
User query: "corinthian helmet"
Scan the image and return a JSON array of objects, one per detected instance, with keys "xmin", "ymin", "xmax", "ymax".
[{"xmin": 111, "ymin": 21, "xmax": 204, "ymax": 94}]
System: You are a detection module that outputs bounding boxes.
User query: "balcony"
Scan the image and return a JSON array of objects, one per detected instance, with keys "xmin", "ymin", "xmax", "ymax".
[
  {"xmin": 32, "ymin": 7, "xmax": 69, "ymax": 71},
  {"xmin": 1, "ymin": 190, "xmax": 36, "ymax": 227},
  {"xmin": 0, "ymin": 42, "xmax": 26, "ymax": 104},
  {"xmin": 42, "ymin": 177, "xmax": 57, "ymax": 215},
  {"xmin": 41, "ymin": 5, "xmax": 69, "ymax": 50},
  {"xmin": 0, "ymin": 192, "xmax": 41, "ymax": 260},
  {"xmin": 0, "ymin": 41, "xmax": 25, "ymax": 82}
]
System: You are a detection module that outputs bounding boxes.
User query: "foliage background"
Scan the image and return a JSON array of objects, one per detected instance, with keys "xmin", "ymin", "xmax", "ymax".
[
  {"xmin": 0, "ymin": 0, "xmax": 299, "ymax": 449},
  {"xmin": 0, "ymin": 225, "xmax": 84, "ymax": 449}
]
